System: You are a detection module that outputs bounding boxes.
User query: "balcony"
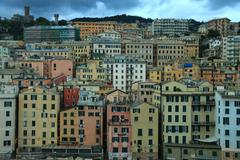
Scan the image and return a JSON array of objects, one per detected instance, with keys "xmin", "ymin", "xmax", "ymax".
[
  {"xmin": 108, "ymin": 119, "xmax": 130, "ymax": 126},
  {"xmin": 192, "ymin": 121, "xmax": 215, "ymax": 126},
  {"xmin": 192, "ymin": 101, "xmax": 215, "ymax": 106}
]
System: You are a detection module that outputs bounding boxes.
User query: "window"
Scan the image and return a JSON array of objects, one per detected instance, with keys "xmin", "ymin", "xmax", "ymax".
[
  {"xmin": 237, "ymin": 118, "xmax": 240, "ymax": 125},
  {"xmin": 175, "ymin": 115, "xmax": 179, "ymax": 122},
  {"xmin": 6, "ymin": 121, "xmax": 11, "ymax": 127},
  {"xmin": 134, "ymin": 117, "xmax": 138, "ymax": 121},
  {"xmin": 237, "ymin": 109, "xmax": 240, "ymax": 115},
  {"xmin": 114, "ymin": 128, "xmax": 118, "ymax": 133},
  {"xmin": 168, "ymin": 115, "xmax": 172, "ymax": 122},
  {"xmin": 199, "ymin": 150, "xmax": 203, "ymax": 155},
  {"xmin": 3, "ymin": 140, "xmax": 11, "ymax": 146},
  {"xmin": 5, "ymin": 131, "xmax": 9, "ymax": 136},
  {"xmin": 113, "ymin": 147, "xmax": 118, "ymax": 153},
  {"xmin": 148, "ymin": 129, "xmax": 153, "ymax": 136},
  {"xmin": 225, "ymin": 101, "xmax": 229, "ymax": 106},
  {"xmin": 122, "ymin": 147, "xmax": 128, "ymax": 153},
  {"xmin": 182, "ymin": 115, "xmax": 186, "ymax": 122},
  {"xmin": 212, "ymin": 151, "xmax": 217, "ymax": 157},
  {"xmin": 32, "ymin": 130, "xmax": 35, "ymax": 136},
  {"xmin": 42, "ymin": 132, "xmax": 46, "ymax": 138},
  {"xmin": 51, "ymin": 132, "xmax": 55, "ymax": 138},
  {"xmin": 225, "ymin": 140, "xmax": 229, "ymax": 148},
  {"xmin": 32, "ymin": 121, "xmax": 35, "ymax": 127},
  {"xmin": 237, "ymin": 141, "xmax": 240, "ymax": 148},
  {"xmin": 52, "ymin": 95, "xmax": 55, "ymax": 100},
  {"xmin": 24, "ymin": 95, "xmax": 28, "ymax": 100},
  {"xmin": 43, "ymin": 95, "xmax": 47, "ymax": 100},
  {"xmin": 32, "ymin": 103, "xmax": 36, "ymax": 108},
  {"xmin": 182, "ymin": 105, "xmax": 186, "ymax": 112},
  {"xmin": 149, "ymin": 117, "xmax": 153, "ymax": 122},
  {"xmin": 225, "ymin": 108, "xmax": 229, "ymax": 114},
  {"xmin": 149, "ymin": 139, "xmax": 153, "ymax": 145},
  {"xmin": 175, "ymin": 105, "xmax": 179, "ymax": 112},
  {"xmin": 223, "ymin": 117, "xmax": 229, "ymax": 125},
  {"xmin": 4, "ymin": 101, "xmax": 12, "ymax": 107},
  {"xmin": 183, "ymin": 149, "xmax": 188, "ymax": 154},
  {"xmin": 237, "ymin": 130, "xmax": 240, "ymax": 136},
  {"xmin": 168, "ymin": 148, "xmax": 172, "ymax": 154},
  {"xmin": 168, "ymin": 106, "xmax": 172, "ymax": 112},
  {"xmin": 122, "ymin": 137, "xmax": 129, "ymax": 142},
  {"xmin": 6, "ymin": 111, "xmax": 10, "ymax": 117},
  {"xmin": 51, "ymin": 104, "xmax": 55, "ymax": 110},
  {"xmin": 225, "ymin": 130, "xmax": 229, "ymax": 136},
  {"xmin": 138, "ymin": 129, "xmax": 143, "ymax": 136}
]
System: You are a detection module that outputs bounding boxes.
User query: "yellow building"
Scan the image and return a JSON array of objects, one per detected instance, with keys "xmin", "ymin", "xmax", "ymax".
[
  {"xmin": 76, "ymin": 59, "xmax": 105, "ymax": 81},
  {"xmin": 131, "ymin": 81, "xmax": 157, "ymax": 103},
  {"xmin": 72, "ymin": 21, "xmax": 117, "ymax": 39},
  {"xmin": 164, "ymin": 59, "xmax": 201, "ymax": 81},
  {"xmin": 148, "ymin": 67, "xmax": 163, "ymax": 83},
  {"xmin": 18, "ymin": 86, "xmax": 60, "ymax": 153},
  {"xmin": 131, "ymin": 102, "xmax": 158, "ymax": 160},
  {"xmin": 153, "ymin": 79, "xmax": 215, "ymax": 145}
]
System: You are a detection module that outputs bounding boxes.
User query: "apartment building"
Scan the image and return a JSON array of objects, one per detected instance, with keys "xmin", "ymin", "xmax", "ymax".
[
  {"xmin": 124, "ymin": 41, "xmax": 154, "ymax": 67},
  {"xmin": 19, "ymin": 58, "xmax": 73, "ymax": 79},
  {"xmin": 223, "ymin": 36, "xmax": 240, "ymax": 62},
  {"xmin": 215, "ymin": 86, "xmax": 240, "ymax": 159},
  {"xmin": 60, "ymin": 90, "xmax": 104, "ymax": 147},
  {"xmin": 98, "ymin": 30, "xmax": 121, "ymax": 40},
  {"xmin": 131, "ymin": 102, "xmax": 158, "ymax": 160},
  {"xmin": 148, "ymin": 67, "xmax": 163, "ymax": 83},
  {"xmin": 103, "ymin": 55, "xmax": 146, "ymax": 92},
  {"xmin": 164, "ymin": 59, "xmax": 201, "ymax": 81},
  {"xmin": 76, "ymin": 59, "xmax": 105, "ymax": 81},
  {"xmin": 153, "ymin": 79, "xmax": 218, "ymax": 159},
  {"xmin": 72, "ymin": 21, "xmax": 117, "ymax": 39},
  {"xmin": 93, "ymin": 38, "xmax": 121, "ymax": 57},
  {"xmin": 156, "ymin": 39, "xmax": 186, "ymax": 67},
  {"xmin": 0, "ymin": 84, "xmax": 19, "ymax": 157},
  {"xmin": 18, "ymin": 86, "xmax": 60, "ymax": 153},
  {"xmin": 132, "ymin": 81, "xmax": 157, "ymax": 103},
  {"xmin": 106, "ymin": 89, "xmax": 132, "ymax": 160},
  {"xmin": 207, "ymin": 18, "xmax": 231, "ymax": 37},
  {"xmin": 152, "ymin": 19, "xmax": 189, "ymax": 37}
]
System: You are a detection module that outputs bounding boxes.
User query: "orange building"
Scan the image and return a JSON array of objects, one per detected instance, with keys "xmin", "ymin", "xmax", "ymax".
[
  {"xmin": 72, "ymin": 21, "xmax": 117, "ymax": 39},
  {"xmin": 59, "ymin": 90, "xmax": 104, "ymax": 146},
  {"xmin": 19, "ymin": 58, "xmax": 73, "ymax": 79}
]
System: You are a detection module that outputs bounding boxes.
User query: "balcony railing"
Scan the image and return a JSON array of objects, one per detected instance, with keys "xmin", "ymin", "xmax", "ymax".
[
  {"xmin": 108, "ymin": 119, "xmax": 130, "ymax": 126},
  {"xmin": 192, "ymin": 101, "xmax": 215, "ymax": 105},
  {"xmin": 192, "ymin": 121, "xmax": 215, "ymax": 126}
]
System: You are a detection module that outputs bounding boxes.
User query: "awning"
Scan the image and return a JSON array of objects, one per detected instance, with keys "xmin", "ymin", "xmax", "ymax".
[{"xmin": 195, "ymin": 136, "xmax": 218, "ymax": 143}]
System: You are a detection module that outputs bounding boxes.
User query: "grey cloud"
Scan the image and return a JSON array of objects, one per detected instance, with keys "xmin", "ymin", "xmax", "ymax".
[
  {"xmin": 0, "ymin": 0, "xmax": 139, "ymax": 18},
  {"xmin": 195, "ymin": 0, "xmax": 240, "ymax": 9}
]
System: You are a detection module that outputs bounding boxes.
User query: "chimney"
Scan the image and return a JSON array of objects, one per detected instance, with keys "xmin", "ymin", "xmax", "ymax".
[
  {"xmin": 54, "ymin": 14, "xmax": 59, "ymax": 25},
  {"xmin": 24, "ymin": 6, "xmax": 30, "ymax": 16}
]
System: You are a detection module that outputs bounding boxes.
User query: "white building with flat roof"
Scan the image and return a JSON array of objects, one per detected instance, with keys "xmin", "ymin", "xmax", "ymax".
[
  {"xmin": 0, "ymin": 84, "xmax": 19, "ymax": 157},
  {"xmin": 215, "ymin": 86, "xmax": 240, "ymax": 159},
  {"xmin": 103, "ymin": 55, "xmax": 146, "ymax": 92}
]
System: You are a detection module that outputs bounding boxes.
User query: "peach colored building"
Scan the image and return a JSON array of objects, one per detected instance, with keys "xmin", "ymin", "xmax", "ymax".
[
  {"xmin": 59, "ymin": 90, "xmax": 104, "ymax": 147},
  {"xmin": 19, "ymin": 59, "xmax": 73, "ymax": 79},
  {"xmin": 106, "ymin": 90, "xmax": 132, "ymax": 160}
]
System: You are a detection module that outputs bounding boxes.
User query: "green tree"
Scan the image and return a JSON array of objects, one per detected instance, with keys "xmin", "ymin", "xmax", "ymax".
[{"xmin": 35, "ymin": 17, "xmax": 50, "ymax": 26}]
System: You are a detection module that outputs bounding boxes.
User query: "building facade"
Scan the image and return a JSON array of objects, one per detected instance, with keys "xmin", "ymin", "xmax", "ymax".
[
  {"xmin": 18, "ymin": 87, "xmax": 60, "ymax": 153},
  {"xmin": 0, "ymin": 84, "xmax": 19, "ymax": 157}
]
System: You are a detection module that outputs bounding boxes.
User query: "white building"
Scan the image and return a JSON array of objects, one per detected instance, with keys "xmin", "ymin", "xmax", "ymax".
[
  {"xmin": 93, "ymin": 38, "xmax": 121, "ymax": 57},
  {"xmin": 222, "ymin": 36, "xmax": 240, "ymax": 62},
  {"xmin": 0, "ymin": 84, "xmax": 19, "ymax": 157},
  {"xmin": 103, "ymin": 55, "xmax": 146, "ymax": 92},
  {"xmin": 152, "ymin": 19, "xmax": 189, "ymax": 37},
  {"xmin": 215, "ymin": 86, "xmax": 240, "ymax": 159},
  {"xmin": 98, "ymin": 30, "xmax": 121, "ymax": 40}
]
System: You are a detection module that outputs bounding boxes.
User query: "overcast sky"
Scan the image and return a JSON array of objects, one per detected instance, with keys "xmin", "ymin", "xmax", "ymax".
[{"xmin": 0, "ymin": 0, "xmax": 239, "ymax": 22}]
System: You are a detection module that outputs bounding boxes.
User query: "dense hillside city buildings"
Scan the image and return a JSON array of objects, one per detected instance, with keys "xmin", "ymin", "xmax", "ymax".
[{"xmin": 1, "ymin": 5, "xmax": 240, "ymax": 160}]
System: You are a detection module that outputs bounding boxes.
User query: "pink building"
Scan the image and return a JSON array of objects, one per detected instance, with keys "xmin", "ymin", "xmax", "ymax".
[
  {"xmin": 19, "ymin": 59, "xmax": 73, "ymax": 79},
  {"xmin": 106, "ymin": 90, "xmax": 132, "ymax": 160}
]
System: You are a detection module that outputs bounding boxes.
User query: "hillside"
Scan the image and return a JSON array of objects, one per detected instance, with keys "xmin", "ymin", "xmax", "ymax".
[{"xmin": 71, "ymin": 14, "xmax": 153, "ymax": 24}]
